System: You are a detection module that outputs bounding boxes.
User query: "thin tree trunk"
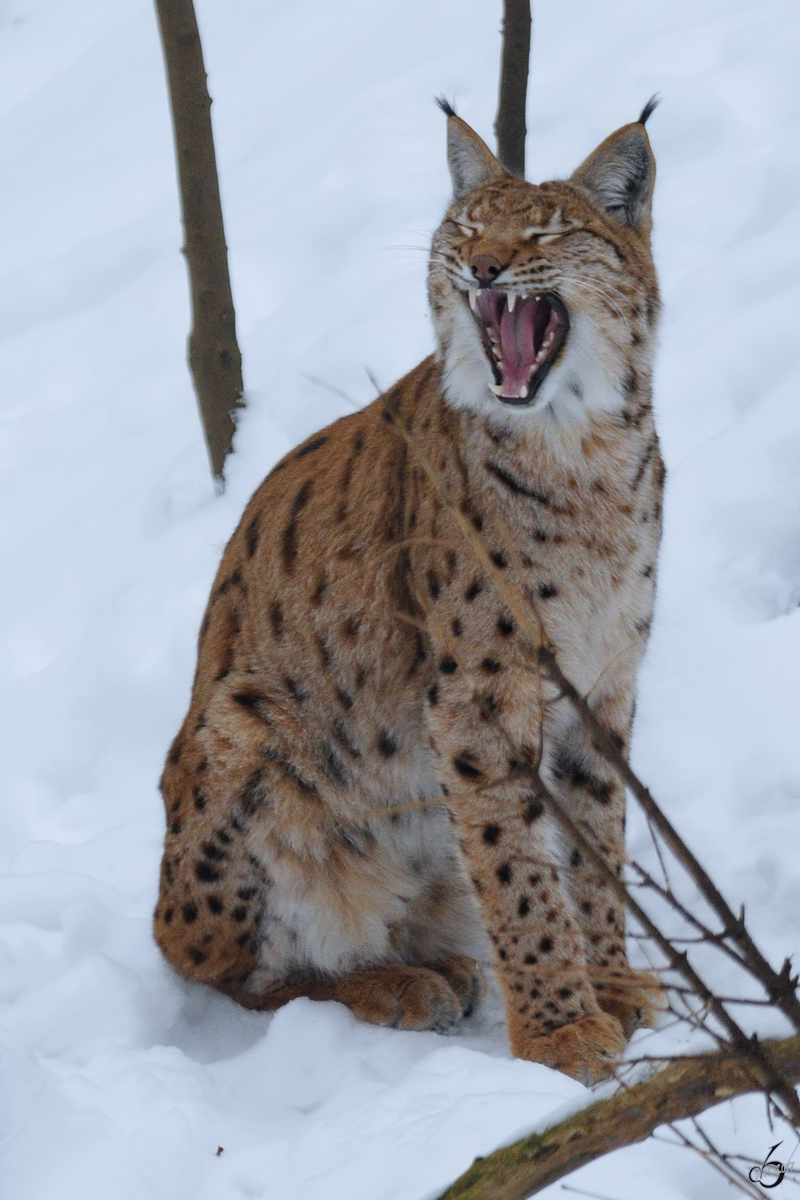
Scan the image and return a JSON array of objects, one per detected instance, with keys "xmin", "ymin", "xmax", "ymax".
[
  {"xmin": 437, "ymin": 1034, "xmax": 800, "ymax": 1199},
  {"xmin": 154, "ymin": 0, "xmax": 243, "ymax": 486},
  {"xmin": 495, "ymin": 0, "xmax": 532, "ymax": 177}
]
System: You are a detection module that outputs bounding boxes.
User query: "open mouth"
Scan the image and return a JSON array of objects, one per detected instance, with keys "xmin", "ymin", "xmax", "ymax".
[{"xmin": 468, "ymin": 289, "xmax": 569, "ymax": 405}]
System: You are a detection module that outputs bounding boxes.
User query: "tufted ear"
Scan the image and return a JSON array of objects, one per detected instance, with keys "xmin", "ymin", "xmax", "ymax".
[
  {"xmin": 571, "ymin": 100, "xmax": 657, "ymax": 238},
  {"xmin": 437, "ymin": 98, "xmax": 507, "ymax": 200}
]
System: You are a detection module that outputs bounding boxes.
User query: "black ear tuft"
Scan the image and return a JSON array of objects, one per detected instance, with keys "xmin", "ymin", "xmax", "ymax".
[
  {"xmin": 571, "ymin": 121, "xmax": 656, "ymax": 236},
  {"xmin": 441, "ymin": 110, "xmax": 507, "ymax": 199},
  {"xmin": 638, "ymin": 95, "xmax": 660, "ymax": 126}
]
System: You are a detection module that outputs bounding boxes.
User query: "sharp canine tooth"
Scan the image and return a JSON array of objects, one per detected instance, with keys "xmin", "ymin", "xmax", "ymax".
[
  {"xmin": 535, "ymin": 295, "xmax": 541, "ymax": 301},
  {"xmin": 469, "ymin": 289, "xmax": 478, "ymax": 311},
  {"xmin": 489, "ymin": 383, "xmax": 505, "ymax": 396},
  {"xmin": 519, "ymin": 386, "xmax": 529, "ymax": 399},
  {"xmin": 507, "ymin": 293, "xmax": 517, "ymax": 313}
]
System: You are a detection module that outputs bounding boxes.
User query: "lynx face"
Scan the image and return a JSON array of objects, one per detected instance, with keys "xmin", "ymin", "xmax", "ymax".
[{"xmin": 429, "ymin": 110, "xmax": 658, "ymax": 427}]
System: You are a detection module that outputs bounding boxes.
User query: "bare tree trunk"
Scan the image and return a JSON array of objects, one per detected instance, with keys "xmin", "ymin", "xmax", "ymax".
[
  {"xmin": 154, "ymin": 0, "xmax": 243, "ymax": 487},
  {"xmin": 437, "ymin": 1034, "xmax": 800, "ymax": 1199},
  {"xmin": 494, "ymin": 0, "xmax": 532, "ymax": 177}
]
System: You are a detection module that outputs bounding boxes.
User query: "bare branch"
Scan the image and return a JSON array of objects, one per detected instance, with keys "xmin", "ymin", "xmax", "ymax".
[
  {"xmin": 436, "ymin": 1035, "xmax": 800, "ymax": 1200},
  {"xmin": 154, "ymin": 0, "xmax": 244, "ymax": 486},
  {"xmin": 495, "ymin": 0, "xmax": 532, "ymax": 176}
]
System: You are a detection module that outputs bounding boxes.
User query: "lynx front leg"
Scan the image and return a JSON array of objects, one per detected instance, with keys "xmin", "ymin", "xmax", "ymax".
[
  {"xmin": 550, "ymin": 714, "xmax": 665, "ymax": 1035},
  {"xmin": 426, "ymin": 678, "xmax": 625, "ymax": 1082}
]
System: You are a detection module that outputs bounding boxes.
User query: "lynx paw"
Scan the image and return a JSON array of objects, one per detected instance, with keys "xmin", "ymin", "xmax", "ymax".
[
  {"xmin": 589, "ymin": 968, "xmax": 667, "ymax": 1038},
  {"xmin": 428, "ymin": 955, "xmax": 485, "ymax": 1018},
  {"xmin": 338, "ymin": 964, "xmax": 466, "ymax": 1032},
  {"xmin": 515, "ymin": 1012, "xmax": 627, "ymax": 1084}
]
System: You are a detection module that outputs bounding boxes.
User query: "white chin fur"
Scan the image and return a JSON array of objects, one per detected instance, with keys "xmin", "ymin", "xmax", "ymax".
[{"xmin": 439, "ymin": 304, "xmax": 628, "ymax": 429}]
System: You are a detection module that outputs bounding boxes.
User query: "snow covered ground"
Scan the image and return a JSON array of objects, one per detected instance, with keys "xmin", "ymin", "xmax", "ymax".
[{"xmin": 1, "ymin": 0, "xmax": 800, "ymax": 1196}]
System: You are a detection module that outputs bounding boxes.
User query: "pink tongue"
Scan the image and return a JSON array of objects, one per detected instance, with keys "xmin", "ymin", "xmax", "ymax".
[{"xmin": 498, "ymin": 299, "xmax": 538, "ymax": 397}]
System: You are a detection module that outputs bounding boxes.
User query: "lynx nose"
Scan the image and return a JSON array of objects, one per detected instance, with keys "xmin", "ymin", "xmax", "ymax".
[{"xmin": 470, "ymin": 254, "xmax": 504, "ymax": 288}]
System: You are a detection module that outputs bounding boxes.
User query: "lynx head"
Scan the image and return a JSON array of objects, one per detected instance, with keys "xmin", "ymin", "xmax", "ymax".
[{"xmin": 428, "ymin": 100, "xmax": 660, "ymax": 425}]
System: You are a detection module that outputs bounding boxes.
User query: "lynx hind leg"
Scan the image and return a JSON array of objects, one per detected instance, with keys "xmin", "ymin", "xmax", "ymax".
[
  {"xmin": 233, "ymin": 957, "xmax": 483, "ymax": 1033},
  {"xmin": 589, "ymin": 967, "xmax": 667, "ymax": 1037}
]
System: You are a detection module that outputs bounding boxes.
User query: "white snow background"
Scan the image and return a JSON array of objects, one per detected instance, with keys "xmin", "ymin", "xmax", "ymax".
[{"xmin": 1, "ymin": 0, "xmax": 799, "ymax": 1196}]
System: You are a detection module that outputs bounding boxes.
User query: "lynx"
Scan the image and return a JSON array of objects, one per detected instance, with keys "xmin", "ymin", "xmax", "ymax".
[{"xmin": 155, "ymin": 101, "xmax": 665, "ymax": 1083}]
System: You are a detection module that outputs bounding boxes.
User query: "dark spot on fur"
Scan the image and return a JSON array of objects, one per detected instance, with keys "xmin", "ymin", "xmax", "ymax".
[
  {"xmin": 570, "ymin": 850, "xmax": 582, "ymax": 867},
  {"xmin": 245, "ymin": 515, "xmax": 260, "ymax": 558},
  {"xmin": 426, "ymin": 570, "xmax": 441, "ymax": 599},
  {"xmin": 232, "ymin": 906, "xmax": 248, "ymax": 922},
  {"xmin": 163, "ymin": 907, "xmax": 174, "ymax": 924},
  {"xmin": 202, "ymin": 841, "xmax": 226, "ymax": 862},
  {"xmin": 481, "ymin": 658, "xmax": 502, "ymax": 674},
  {"xmin": 518, "ymin": 896, "xmax": 531, "ymax": 917},
  {"xmin": 497, "ymin": 863, "xmax": 512, "ymax": 885},
  {"xmin": 465, "ymin": 579, "xmax": 483, "ymax": 602},
  {"xmin": 453, "ymin": 755, "xmax": 481, "ymax": 779},
  {"xmin": 321, "ymin": 741, "xmax": 347, "ymax": 787},
  {"xmin": 439, "ymin": 657, "xmax": 457, "ymax": 675},
  {"xmin": 525, "ymin": 956, "xmax": 537, "ymax": 967},
  {"xmin": 312, "ymin": 576, "xmax": 328, "ymax": 605},
  {"xmin": 269, "ymin": 601, "xmax": 284, "ymax": 639},
  {"xmin": 538, "ymin": 583, "xmax": 558, "ymax": 599},
  {"xmin": 497, "ymin": 614, "xmax": 514, "ymax": 636},
  {"xmin": 539, "ymin": 937, "xmax": 553, "ymax": 953},
  {"xmin": 336, "ymin": 687, "xmax": 353, "ymax": 709},
  {"xmin": 632, "ymin": 441, "xmax": 656, "ymax": 490},
  {"xmin": 523, "ymin": 796, "xmax": 544, "ymax": 823},
  {"xmin": 339, "ymin": 614, "xmax": 360, "ymax": 642},
  {"xmin": 377, "ymin": 729, "xmax": 397, "ymax": 758},
  {"xmin": 207, "ymin": 895, "xmax": 224, "ymax": 914},
  {"xmin": 193, "ymin": 787, "xmax": 207, "ymax": 811},
  {"xmin": 284, "ymin": 676, "xmax": 308, "ymax": 703},
  {"xmin": 624, "ymin": 367, "xmax": 638, "ymax": 398},
  {"xmin": 195, "ymin": 862, "xmax": 220, "ymax": 883},
  {"xmin": 451, "ymin": 618, "xmax": 462, "ymax": 637},
  {"xmin": 168, "ymin": 741, "xmax": 183, "ymax": 766},
  {"xmin": 490, "ymin": 550, "xmax": 508, "ymax": 569},
  {"xmin": 182, "ymin": 904, "xmax": 198, "ymax": 923},
  {"xmin": 281, "ymin": 480, "xmax": 313, "ymax": 574},
  {"xmin": 296, "ymin": 435, "xmax": 328, "ymax": 458},
  {"xmin": 315, "ymin": 634, "xmax": 331, "ymax": 669},
  {"xmin": 239, "ymin": 769, "xmax": 266, "ymax": 814},
  {"xmin": 237, "ymin": 887, "xmax": 257, "ymax": 901},
  {"xmin": 232, "ymin": 691, "xmax": 271, "ymax": 724},
  {"xmin": 427, "ymin": 684, "xmax": 438, "ymax": 705},
  {"xmin": 483, "ymin": 823, "xmax": 501, "ymax": 845},
  {"xmin": 485, "ymin": 460, "xmax": 551, "ymax": 506},
  {"xmin": 188, "ymin": 947, "xmax": 206, "ymax": 965},
  {"xmin": 552, "ymin": 748, "xmax": 613, "ymax": 805},
  {"xmin": 170, "ymin": 821, "xmax": 181, "ymax": 835}
]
